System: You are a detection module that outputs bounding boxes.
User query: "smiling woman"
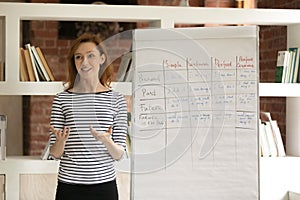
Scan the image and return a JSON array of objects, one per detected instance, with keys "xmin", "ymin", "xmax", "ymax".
[
  {"xmin": 73, "ymin": 42, "xmax": 106, "ymax": 92},
  {"xmin": 49, "ymin": 33, "xmax": 128, "ymax": 200},
  {"xmin": 65, "ymin": 33, "xmax": 114, "ymax": 91}
]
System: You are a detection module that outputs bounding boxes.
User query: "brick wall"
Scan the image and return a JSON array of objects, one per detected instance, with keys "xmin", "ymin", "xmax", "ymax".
[
  {"xmin": 259, "ymin": 25, "xmax": 287, "ymax": 144},
  {"xmin": 24, "ymin": 0, "xmax": 295, "ymax": 155},
  {"xmin": 256, "ymin": 0, "xmax": 300, "ymax": 146}
]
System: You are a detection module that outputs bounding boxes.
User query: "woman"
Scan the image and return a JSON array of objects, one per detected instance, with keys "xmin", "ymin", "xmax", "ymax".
[{"xmin": 49, "ymin": 33, "xmax": 128, "ymax": 200}]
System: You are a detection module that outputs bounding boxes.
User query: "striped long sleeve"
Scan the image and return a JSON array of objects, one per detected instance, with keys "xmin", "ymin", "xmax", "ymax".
[{"xmin": 49, "ymin": 90, "xmax": 128, "ymax": 185}]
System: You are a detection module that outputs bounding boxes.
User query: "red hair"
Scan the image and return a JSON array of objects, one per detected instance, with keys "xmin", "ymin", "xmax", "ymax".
[{"xmin": 64, "ymin": 33, "xmax": 113, "ymax": 90}]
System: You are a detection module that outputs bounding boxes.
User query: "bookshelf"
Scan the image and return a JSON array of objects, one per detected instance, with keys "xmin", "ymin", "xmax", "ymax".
[
  {"xmin": 0, "ymin": 2, "xmax": 300, "ymax": 199},
  {"xmin": 259, "ymin": 83, "xmax": 300, "ymax": 97}
]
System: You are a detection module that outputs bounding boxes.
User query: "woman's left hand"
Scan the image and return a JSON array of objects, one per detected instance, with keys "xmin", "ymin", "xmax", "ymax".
[
  {"xmin": 90, "ymin": 125, "xmax": 124, "ymax": 160},
  {"xmin": 90, "ymin": 125, "xmax": 112, "ymax": 143}
]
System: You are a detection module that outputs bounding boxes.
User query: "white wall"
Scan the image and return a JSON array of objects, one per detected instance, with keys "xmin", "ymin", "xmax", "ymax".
[{"xmin": 260, "ymin": 157, "xmax": 300, "ymax": 200}]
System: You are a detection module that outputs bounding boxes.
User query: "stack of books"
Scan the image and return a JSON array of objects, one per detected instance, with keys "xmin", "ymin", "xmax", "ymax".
[
  {"xmin": 19, "ymin": 43, "xmax": 55, "ymax": 82},
  {"xmin": 259, "ymin": 112, "xmax": 286, "ymax": 157},
  {"xmin": 275, "ymin": 47, "xmax": 300, "ymax": 83}
]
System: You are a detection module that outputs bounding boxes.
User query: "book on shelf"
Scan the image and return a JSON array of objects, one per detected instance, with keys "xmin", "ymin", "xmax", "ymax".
[
  {"xmin": 30, "ymin": 46, "xmax": 51, "ymax": 81},
  {"xmin": 260, "ymin": 112, "xmax": 286, "ymax": 157},
  {"xmin": 25, "ymin": 43, "xmax": 40, "ymax": 81},
  {"xmin": 285, "ymin": 49, "xmax": 295, "ymax": 83},
  {"xmin": 19, "ymin": 48, "xmax": 29, "ymax": 81},
  {"xmin": 263, "ymin": 121, "xmax": 278, "ymax": 157},
  {"xmin": 259, "ymin": 119, "xmax": 271, "ymax": 157},
  {"xmin": 288, "ymin": 47, "xmax": 300, "ymax": 83},
  {"xmin": 35, "ymin": 47, "xmax": 55, "ymax": 81},
  {"xmin": 275, "ymin": 50, "xmax": 290, "ymax": 83},
  {"xmin": 23, "ymin": 48, "xmax": 36, "ymax": 81},
  {"xmin": 0, "ymin": 114, "xmax": 7, "ymax": 160},
  {"xmin": 270, "ymin": 120, "xmax": 286, "ymax": 157}
]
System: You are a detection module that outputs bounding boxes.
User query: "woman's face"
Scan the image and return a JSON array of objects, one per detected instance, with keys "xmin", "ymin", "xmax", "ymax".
[{"xmin": 74, "ymin": 42, "xmax": 106, "ymax": 80}]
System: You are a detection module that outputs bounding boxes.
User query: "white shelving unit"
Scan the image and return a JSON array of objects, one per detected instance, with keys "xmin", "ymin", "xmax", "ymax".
[
  {"xmin": 0, "ymin": 156, "xmax": 130, "ymax": 200},
  {"xmin": 0, "ymin": 156, "xmax": 59, "ymax": 200},
  {"xmin": 259, "ymin": 83, "xmax": 300, "ymax": 97},
  {"xmin": 1, "ymin": 2, "xmax": 300, "ymax": 200}
]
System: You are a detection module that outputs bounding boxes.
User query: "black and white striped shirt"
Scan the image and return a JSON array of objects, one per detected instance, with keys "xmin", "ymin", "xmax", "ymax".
[{"xmin": 50, "ymin": 90, "xmax": 128, "ymax": 185}]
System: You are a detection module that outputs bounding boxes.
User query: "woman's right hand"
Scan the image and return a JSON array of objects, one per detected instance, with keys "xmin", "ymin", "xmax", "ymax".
[
  {"xmin": 50, "ymin": 125, "xmax": 70, "ymax": 142},
  {"xmin": 50, "ymin": 126, "xmax": 70, "ymax": 159}
]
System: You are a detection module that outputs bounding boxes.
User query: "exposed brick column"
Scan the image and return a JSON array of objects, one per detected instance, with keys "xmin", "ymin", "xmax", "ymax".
[{"xmin": 23, "ymin": 0, "xmax": 68, "ymax": 155}]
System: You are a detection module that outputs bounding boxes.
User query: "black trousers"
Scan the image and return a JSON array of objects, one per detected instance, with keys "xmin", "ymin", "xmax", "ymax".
[{"xmin": 55, "ymin": 179, "xmax": 119, "ymax": 200}]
